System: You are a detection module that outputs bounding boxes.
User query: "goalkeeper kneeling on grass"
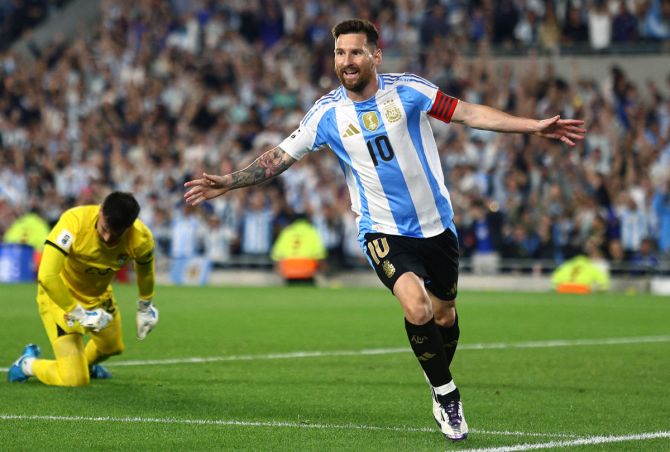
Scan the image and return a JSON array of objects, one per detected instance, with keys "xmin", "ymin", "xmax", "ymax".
[{"xmin": 7, "ymin": 191, "xmax": 159, "ymax": 386}]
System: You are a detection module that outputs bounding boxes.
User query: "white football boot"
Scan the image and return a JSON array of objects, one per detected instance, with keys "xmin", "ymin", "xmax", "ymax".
[
  {"xmin": 424, "ymin": 372, "xmax": 468, "ymax": 441},
  {"xmin": 432, "ymin": 391, "xmax": 468, "ymax": 441}
]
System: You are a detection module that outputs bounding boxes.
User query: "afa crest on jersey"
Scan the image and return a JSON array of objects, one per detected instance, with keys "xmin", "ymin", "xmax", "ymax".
[{"xmin": 382, "ymin": 100, "xmax": 402, "ymax": 123}]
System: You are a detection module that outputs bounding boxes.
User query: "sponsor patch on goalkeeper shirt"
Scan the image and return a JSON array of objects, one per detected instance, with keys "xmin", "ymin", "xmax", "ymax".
[{"xmin": 56, "ymin": 229, "xmax": 74, "ymax": 251}]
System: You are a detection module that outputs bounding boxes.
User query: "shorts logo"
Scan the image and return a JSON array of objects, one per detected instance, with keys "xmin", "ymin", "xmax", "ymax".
[
  {"xmin": 382, "ymin": 100, "xmax": 402, "ymax": 123},
  {"xmin": 116, "ymin": 254, "xmax": 129, "ymax": 265},
  {"xmin": 382, "ymin": 259, "xmax": 395, "ymax": 278},
  {"xmin": 56, "ymin": 229, "xmax": 74, "ymax": 251},
  {"xmin": 362, "ymin": 112, "xmax": 379, "ymax": 131}
]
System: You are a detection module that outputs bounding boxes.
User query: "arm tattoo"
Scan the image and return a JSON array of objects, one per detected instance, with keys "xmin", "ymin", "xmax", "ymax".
[{"xmin": 229, "ymin": 147, "xmax": 296, "ymax": 189}]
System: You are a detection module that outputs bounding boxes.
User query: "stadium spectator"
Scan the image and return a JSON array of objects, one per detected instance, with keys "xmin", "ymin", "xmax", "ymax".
[
  {"xmin": 239, "ymin": 189, "xmax": 275, "ymax": 258},
  {"xmin": 465, "ymin": 198, "xmax": 504, "ymax": 274},
  {"xmin": 562, "ymin": 4, "xmax": 589, "ymax": 46},
  {"xmin": 270, "ymin": 212, "xmax": 326, "ymax": 284},
  {"xmin": 552, "ymin": 254, "xmax": 611, "ymax": 293},
  {"xmin": 7, "ymin": 191, "xmax": 159, "ymax": 386},
  {"xmin": 311, "ymin": 201, "xmax": 344, "ymax": 271},
  {"xmin": 539, "ymin": 5, "xmax": 561, "ymax": 50},
  {"xmin": 3, "ymin": 207, "xmax": 50, "ymax": 252},
  {"xmin": 652, "ymin": 181, "xmax": 670, "ymax": 253},
  {"xmin": 492, "ymin": 0, "xmax": 520, "ymax": 46},
  {"xmin": 616, "ymin": 191, "xmax": 650, "ymax": 258},
  {"xmin": 169, "ymin": 203, "xmax": 207, "ymax": 285},
  {"xmin": 612, "ymin": 1, "xmax": 639, "ymax": 42},
  {"xmin": 607, "ymin": 238, "xmax": 627, "ymax": 274},
  {"xmin": 631, "ymin": 237, "xmax": 660, "ymax": 274},
  {"xmin": 588, "ymin": 1, "xmax": 612, "ymax": 51},
  {"xmin": 641, "ymin": 0, "xmax": 670, "ymax": 40},
  {"xmin": 183, "ymin": 18, "xmax": 585, "ymax": 443},
  {"xmin": 0, "ymin": 0, "xmax": 52, "ymax": 50}
]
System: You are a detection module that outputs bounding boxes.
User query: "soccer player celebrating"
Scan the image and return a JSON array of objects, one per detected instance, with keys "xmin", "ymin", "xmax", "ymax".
[
  {"xmin": 184, "ymin": 19, "xmax": 585, "ymax": 441},
  {"xmin": 7, "ymin": 191, "xmax": 159, "ymax": 386}
]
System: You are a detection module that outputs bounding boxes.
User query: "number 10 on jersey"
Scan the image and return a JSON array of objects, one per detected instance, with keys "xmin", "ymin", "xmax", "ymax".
[{"xmin": 366, "ymin": 135, "xmax": 395, "ymax": 166}]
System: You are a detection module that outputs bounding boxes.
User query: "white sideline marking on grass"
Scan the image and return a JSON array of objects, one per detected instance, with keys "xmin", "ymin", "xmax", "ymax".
[
  {"xmin": 465, "ymin": 431, "xmax": 670, "ymax": 451},
  {"xmin": 0, "ymin": 414, "xmax": 578, "ymax": 438},
  {"xmin": 1, "ymin": 335, "xmax": 669, "ymax": 372}
]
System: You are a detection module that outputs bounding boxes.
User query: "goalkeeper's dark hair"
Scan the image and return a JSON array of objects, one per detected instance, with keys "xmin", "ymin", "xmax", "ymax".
[
  {"xmin": 101, "ymin": 191, "xmax": 140, "ymax": 232},
  {"xmin": 332, "ymin": 19, "xmax": 379, "ymax": 49}
]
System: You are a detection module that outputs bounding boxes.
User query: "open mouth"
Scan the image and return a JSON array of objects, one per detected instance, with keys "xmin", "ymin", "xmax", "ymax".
[{"xmin": 342, "ymin": 67, "xmax": 359, "ymax": 81}]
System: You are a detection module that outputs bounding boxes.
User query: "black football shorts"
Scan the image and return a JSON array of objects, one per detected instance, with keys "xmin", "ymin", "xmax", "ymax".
[{"xmin": 363, "ymin": 227, "xmax": 460, "ymax": 301}]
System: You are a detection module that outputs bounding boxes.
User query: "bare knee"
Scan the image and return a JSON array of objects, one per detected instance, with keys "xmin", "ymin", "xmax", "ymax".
[
  {"xmin": 395, "ymin": 273, "xmax": 434, "ymax": 324},
  {"xmin": 403, "ymin": 298, "xmax": 433, "ymax": 324},
  {"xmin": 433, "ymin": 302, "xmax": 456, "ymax": 327}
]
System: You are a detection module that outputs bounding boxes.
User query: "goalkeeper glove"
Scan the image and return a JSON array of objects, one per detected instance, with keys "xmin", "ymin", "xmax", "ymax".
[
  {"xmin": 65, "ymin": 304, "xmax": 113, "ymax": 332},
  {"xmin": 136, "ymin": 299, "xmax": 159, "ymax": 340}
]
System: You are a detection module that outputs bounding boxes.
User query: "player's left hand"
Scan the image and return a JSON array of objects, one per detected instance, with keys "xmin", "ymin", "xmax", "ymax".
[
  {"xmin": 536, "ymin": 115, "xmax": 586, "ymax": 146},
  {"xmin": 136, "ymin": 299, "xmax": 159, "ymax": 340}
]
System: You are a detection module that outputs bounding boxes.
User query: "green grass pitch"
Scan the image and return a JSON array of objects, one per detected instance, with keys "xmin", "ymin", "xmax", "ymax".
[{"xmin": 1, "ymin": 283, "xmax": 669, "ymax": 451}]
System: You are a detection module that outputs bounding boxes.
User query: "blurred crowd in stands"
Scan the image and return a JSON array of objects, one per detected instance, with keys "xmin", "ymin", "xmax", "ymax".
[
  {"xmin": 1, "ymin": 0, "xmax": 670, "ymax": 278},
  {"xmin": 0, "ymin": 0, "xmax": 72, "ymax": 51}
]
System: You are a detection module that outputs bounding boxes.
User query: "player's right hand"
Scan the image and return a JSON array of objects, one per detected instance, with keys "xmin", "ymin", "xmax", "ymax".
[
  {"xmin": 183, "ymin": 173, "xmax": 230, "ymax": 206},
  {"xmin": 65, "ymin": 304, "xmax": 113, "ymax": 332}
]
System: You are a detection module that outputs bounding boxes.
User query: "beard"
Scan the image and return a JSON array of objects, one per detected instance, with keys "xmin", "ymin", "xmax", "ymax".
[{"xmin": 336, "ymin": 64, "xmax": 373, "ymax": 93}]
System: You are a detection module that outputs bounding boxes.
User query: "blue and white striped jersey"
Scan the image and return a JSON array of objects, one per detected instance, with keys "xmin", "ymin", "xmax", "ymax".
[{"xmin": 279, "ymin": 73, "xmax": 457, "ymax": 243}]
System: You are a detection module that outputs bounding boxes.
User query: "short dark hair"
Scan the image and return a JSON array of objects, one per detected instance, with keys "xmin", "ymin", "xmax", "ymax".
[
  {"xmin": 331, "ymin": 19, "xmax": 379, "ymax": 49},
  {"xmin": 101, "ymin": 191, "xmax": 140, "ymax": 232}
]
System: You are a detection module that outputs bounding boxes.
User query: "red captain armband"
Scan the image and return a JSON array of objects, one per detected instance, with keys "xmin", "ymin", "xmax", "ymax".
[{"xmin": 428, "ymin": 91, "xmax": 459, "ymax": 123}]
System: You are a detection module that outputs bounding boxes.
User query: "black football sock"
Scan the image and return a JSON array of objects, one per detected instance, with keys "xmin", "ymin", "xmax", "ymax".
[
  {"xmin": 437, "ymin": 313, "xmax": 460, "ymax": 366},
  {"xmin": 404, "ymin": 317, "xmax": 452, "ymax": 387},
  {"xmin": 436, "ymin": 387, "xmax": 461, "ymax": 403}
]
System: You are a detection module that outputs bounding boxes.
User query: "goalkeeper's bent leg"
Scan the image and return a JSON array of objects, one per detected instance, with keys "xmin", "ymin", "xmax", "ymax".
[
  {"xmin": 85, "ymin": 312, "xmax": 124, "ymax": 366},
  {"xmin": 32, "ymin": 334, "xmax": 90, "ymax": 386}
]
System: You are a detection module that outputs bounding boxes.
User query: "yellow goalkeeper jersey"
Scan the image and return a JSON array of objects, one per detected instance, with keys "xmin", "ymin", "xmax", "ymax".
[{"xmin": 44, "ymin": 205, "xmax": 154, "ymax": 307}]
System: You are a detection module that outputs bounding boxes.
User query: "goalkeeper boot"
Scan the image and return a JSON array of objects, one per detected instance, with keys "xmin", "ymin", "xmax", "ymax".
[
  {"xmin": 7, "ymin": 343, "xmax": 41, "ymax": 383},
  {"xmin": 433, "ymin": 394, "xmax": 468, "ymax": 441},
  {"xmin": 89, "ymin": 364, "xmax": 112, "ymax": 379}
]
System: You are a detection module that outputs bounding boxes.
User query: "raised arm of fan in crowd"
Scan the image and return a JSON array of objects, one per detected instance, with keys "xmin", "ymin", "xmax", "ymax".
[
  {"xmin": 430, "ymin": 91, "xmax": 586, "ymax": 146},
  {"xmin": 184, "ymin": 147, "xmax": 297, "ymax": 206}
]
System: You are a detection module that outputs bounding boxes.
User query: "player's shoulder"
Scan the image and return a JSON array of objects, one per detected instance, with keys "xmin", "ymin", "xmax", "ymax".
[
  {"xmin": 47, "ymin": 205, "xmax": 97, "ymax": 252},
  {"xmin": 380, "ymin": 72, "xmax": 437, "ymax": 90},
  {"xmin": 58, "ymin": 205, "xmax": 98, "ymax": 228},
  {"xmin": 126, "ymin": 218, "xmax": 154, "ymax": 257},
  {"xmin": 302, "ymin": 87, "xmax": 349, "ymax": 124},
  {"xmin": 130, "ymin": 218, "xmax": 154, "ymax": 241},
  {"xmin": 314, "ymin": 86, "xmax": 349, "ymax": 107}
]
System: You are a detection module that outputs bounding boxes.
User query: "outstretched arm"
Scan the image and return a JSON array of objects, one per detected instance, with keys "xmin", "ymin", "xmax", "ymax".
[
  {"xmin": 184, "ymin": 146, "xmax": 297, "ymax": 206},
  {"xmin": 450, "ymin": 101, "xmax": 586, "ymax": 146}
]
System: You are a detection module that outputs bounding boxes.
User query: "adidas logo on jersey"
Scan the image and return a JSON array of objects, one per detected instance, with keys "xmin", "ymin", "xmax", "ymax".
[{"xmin": 341, "ymin": 123, "xmax": 361, "ymax": 138}]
